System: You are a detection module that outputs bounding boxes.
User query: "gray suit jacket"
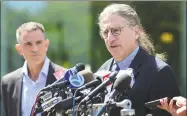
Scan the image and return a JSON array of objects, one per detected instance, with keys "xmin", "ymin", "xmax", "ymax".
[{"xmin": 1, "ymin": 62, "xmax": 65, "ymax": 116}]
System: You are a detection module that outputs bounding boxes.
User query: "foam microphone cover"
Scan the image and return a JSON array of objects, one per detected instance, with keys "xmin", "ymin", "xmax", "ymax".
[
  {"xmin": 113, "ymin": 73, "xmax": 131, "ymax": 92},
  {"xmin": 78, "ymin": 70, "xmax": 94, "ymax": 84}
]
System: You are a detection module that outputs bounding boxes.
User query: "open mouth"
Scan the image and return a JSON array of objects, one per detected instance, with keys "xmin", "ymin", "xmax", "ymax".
[{"xmin": 111, "ymin": 45, "xmax": 119, "ymax": 48}]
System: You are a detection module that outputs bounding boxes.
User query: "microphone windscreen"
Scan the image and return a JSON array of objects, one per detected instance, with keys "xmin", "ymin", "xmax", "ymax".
[
  {"xmin": 78, "ymin": 70, "xmax": 94, "ymax": 84},
  {"xmin": 76, "ymin": 63, "xmax": 85, "ymax": 72},
  {"xmin": 113, "ymin": 71, "xmax": 131, "ymax": 92}
]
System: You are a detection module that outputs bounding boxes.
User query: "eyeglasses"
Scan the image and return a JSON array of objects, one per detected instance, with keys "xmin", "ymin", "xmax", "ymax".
[{"xmin": 100, "ymin": 26, "xmax": 125, "ymax": 39}]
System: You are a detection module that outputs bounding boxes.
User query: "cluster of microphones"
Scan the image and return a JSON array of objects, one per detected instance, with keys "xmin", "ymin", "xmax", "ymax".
[{"xmin": 30, "ymin": 63, "xmax": 134, "ymax": 116}]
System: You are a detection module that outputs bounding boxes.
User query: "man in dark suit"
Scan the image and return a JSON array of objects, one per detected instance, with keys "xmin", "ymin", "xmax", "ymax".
[
  {"xmin": 1, "ymin": 22, "xmax": 66, "ymax": 116},
  {"xmin": 97, "ymin": 3, "xmax": 180, "ymax": 116}
]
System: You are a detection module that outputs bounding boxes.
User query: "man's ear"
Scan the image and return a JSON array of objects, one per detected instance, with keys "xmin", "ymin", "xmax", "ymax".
[
  {"xmin": 45, "ymin": 39, "xmax": 50, "ymax": 49},
  {"xmin": 15, "ymin": 44, "xmax": 22, "ymax": 55},
  {"xmin": 133, "ymin": 25, "xmax": 141, "ymax": 40}
]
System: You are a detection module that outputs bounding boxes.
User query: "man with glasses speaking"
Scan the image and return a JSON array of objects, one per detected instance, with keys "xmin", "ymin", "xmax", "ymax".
[{"xmin": 96, "ymin": 3, "xmax": 180, "ymax": 116}]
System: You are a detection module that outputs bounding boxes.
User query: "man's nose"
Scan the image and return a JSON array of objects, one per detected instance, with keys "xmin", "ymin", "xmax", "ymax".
[
  {"xmin": 32, "ymin": 44, "xmax": 39, "ymax": 52},
  {"xmin": 107, "ymin": 31, "xmax": 116, "ymax": 42}
]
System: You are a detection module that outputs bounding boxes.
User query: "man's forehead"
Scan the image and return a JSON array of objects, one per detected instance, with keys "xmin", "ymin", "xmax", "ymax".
[
  {"xmin": 100, "ymin": 14, "xmax": 129, "ymax": 29},
  {"xmin": 100, "ymin": 23, "xmax": 123, "ymax": 30},
  {"xmin": 20, "ymin": 39, "xmax": 44, "ymax": 43},
  {"xmin": 100, "ymin": 20, "xmax": 125, "ymax": 30},
  {"xmin": 20, "ymin": 30, "xmax": 45, "ymax": 42},
  {"xmin": 20, "ymin": 30, "xmax": 44, "ymax": 38}
]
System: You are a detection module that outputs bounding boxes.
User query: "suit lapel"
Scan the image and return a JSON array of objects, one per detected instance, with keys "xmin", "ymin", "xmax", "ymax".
[
  {"xmin": 129, "ymin": 47, "xmax": 149, "ymax": 80},
  {"xmin": 106, "ymin": 58, "xmax": 115, "ymax": 71},
  {"xmin": 42, "ymin": 62, "xmax": 58, "ymax": 116},
  {"xmin": 13, "ymin": 70, "xmax": 23, "ymax": 116},
  {"xmin": 45, "ymin": 62, "xmax": 57, "ymax": 86},
  {"xmin": 12, "ymin": 62, "xmax": 60, "ymax": 116}
]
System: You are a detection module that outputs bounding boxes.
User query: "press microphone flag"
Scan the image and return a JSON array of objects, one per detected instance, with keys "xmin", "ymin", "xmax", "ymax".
[
  {"xmin": 94, "ymin": 70, "xmax": 112, "ymax": 86},
  {"xmin": 53, "ymin": 67, "xmax": 67, "ymax": 80}
]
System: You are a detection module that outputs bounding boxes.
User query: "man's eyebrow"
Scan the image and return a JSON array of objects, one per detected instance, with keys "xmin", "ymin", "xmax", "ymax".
[
  {"xmin": 22, "ymin": 40, "xmax": 43, "ymax": 43},
  {"xmin": 23, "ymin": 41, "xmax": 31, "ymax": 44}
]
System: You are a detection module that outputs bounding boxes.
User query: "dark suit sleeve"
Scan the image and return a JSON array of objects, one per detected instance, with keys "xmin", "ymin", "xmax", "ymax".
[
  {"xmin": 1, "ymin": 78, "xmax": 8, "ymax": 116},
  {"xmin": 149, "ymin": 66, "xmax": 180, "ymax": 116}
]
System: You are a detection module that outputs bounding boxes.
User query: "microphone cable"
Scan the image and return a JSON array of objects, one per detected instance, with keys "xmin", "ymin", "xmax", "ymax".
[{"xmin": 72, "ymin": 89, "xmax": 79, "ymax": 116}]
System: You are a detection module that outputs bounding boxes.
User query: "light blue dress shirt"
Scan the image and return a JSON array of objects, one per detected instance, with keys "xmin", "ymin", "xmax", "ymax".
[
  {"xmin": 21, "ymin": 57, "xmax": 50, "ymax": 116},
  {"xmin": 104, "ymin": 46, "xmax": 139, "ymax": 103},
  {"xmin": 114, "ymin": 46, "xmax": 139, "ymax": 70},
  {"xmin": 114, "ymin": 46, "xmax": 139, "ymax": 88}
]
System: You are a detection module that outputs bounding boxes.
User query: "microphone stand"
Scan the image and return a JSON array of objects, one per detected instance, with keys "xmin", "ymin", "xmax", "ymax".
[{"xmin": 96, "ymin": 99, "xmax": 135, "ymax": 116}]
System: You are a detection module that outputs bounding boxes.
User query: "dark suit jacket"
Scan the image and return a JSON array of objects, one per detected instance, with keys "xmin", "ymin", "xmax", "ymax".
[
  {"xmin": 1, "ymin": 62, "xmax": 65, "ymax": 116},
  {"xmin": 97, "ymin": 47, "xmax": 180, "ymax": 116}
]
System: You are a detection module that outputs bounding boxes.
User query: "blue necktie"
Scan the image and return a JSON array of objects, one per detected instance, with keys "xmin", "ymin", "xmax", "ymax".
[
  {"xmin": 110, "ymin": 64, "xmax": 120, "ymax": 91},
  {"xmin": 116, "ymin": 64, "xmax": 120, "ymax": 71}
]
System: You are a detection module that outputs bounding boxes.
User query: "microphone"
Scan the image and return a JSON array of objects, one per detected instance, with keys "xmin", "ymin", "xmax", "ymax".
[
  {"xmin": 54, "ymin": 63, "xmax": 85, "ymax": 84},
  {"xmin": 38, "ymin": 70, "xmax": 94, "ymax": 102},
  {"xmin": 80, "ymin": 71, "xmax": 118, "ymax": 103},
  {"xmin": 35, "ymin": 96, "xmax": 83, "ymax": 114},
  {"xmin": 77, "ymin": 70, "xmax": 94, "ymax": 84},
  {"xmin": 41, "ymin": 63, "xmax": 85, "ymax": 91},
  {"xmin": 76, "ymin": 70, "xmax": 114, "ymax": 91},
  {"xmin": 94, "ymin": 70, "xmax": 111, "ymax": 82},
  {"xmin": 115, "ymin": 99, "xmax": 132, "ymax": 108},
  {"xmin": 97, "ymin": 99, "xmax": 132, "ymax": 114},
  {"xmin": 59, "ymin": 63, "xmax": 85, "ymax": 88},
  {"xmin": 109, "ymin": 70, "xmax": 132, "ymax": 99},
  {"xmin": 54, "ymin": 71, "xmax": 106, "ymax": 114},
  {"xmin": 76, "ymin": 71, "xmax": 103, "ymax": 91},
  {"xmin": 96, "ymin": 70, "xmax": 132, "ymax": 116},
  {"xmin": 34, "ymin": 70, "xmax": 97, "ymax": 114},
  {"xmin": 55, "ymin": 96, "xmax": 83, "ymax": 112}
]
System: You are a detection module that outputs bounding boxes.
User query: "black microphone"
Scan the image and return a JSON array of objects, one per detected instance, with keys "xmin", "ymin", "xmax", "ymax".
[
  {"xmin": 55, "ymin": 96, "xmax": 83, "ymax": 112},
  {"xmin": 76, "ymin": 71, "xmax": 103, "ymax": 91},
  {"xmin": 54, "ymin": 63, "xmax": 85, "ymax": 84},
  {"xmin": 35, "ymin": 96, "xmax": 83, "ymax": 114},
  {"xmin": 96, "ymin": 70, "xmax": 132, "ymax": 116},
  {"xmin": 80, "ymin": 71, "xmax": 118, "ymax": 103},
  {"xmin": 109, "ymin": 70, "xmax": 131, "ymax": 99},
  {"xmin": 34, "ymin": 70, "xmax": 96, "ymax": 114},
  {"xmin": 41, "ymin": 63, "xmax": 85, "ymax": 91}
]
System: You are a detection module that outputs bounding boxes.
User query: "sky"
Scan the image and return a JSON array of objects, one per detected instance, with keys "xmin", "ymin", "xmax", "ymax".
[{"xmin": 4, "ymin": 1, "xmax": 46, "ymax": 14}]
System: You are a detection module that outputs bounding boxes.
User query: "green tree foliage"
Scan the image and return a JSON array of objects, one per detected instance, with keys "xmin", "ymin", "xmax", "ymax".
[
  {"xmin": 2, "ymin": 3, "xmax": 31, "ymax": 71},
  {"xmin": 32, "ymin": 1, "xmax": 92, "ymax": 68}
]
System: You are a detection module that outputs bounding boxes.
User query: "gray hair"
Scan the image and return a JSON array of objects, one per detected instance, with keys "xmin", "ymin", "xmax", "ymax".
[
  {"xmin": 98, "ymin": 3, "xmax": 156, "ymax": 56},
  {"xmin": 16, "ymin": 22, "xmax": 45, "ymax": 43}
]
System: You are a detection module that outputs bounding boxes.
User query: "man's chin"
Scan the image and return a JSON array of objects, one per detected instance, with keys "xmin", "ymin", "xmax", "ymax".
[{"xmin": 31, "ymin": 59, "xmax": 44, "ymax": 65}]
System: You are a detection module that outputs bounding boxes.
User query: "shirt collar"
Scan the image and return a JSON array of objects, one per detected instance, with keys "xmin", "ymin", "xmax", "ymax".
[
  {"xmin": 22, "ymin": 57, "xmax": 50, "ymax": 77},
  {"xmin": 115, "ymin": 46, "xmax": 139, "ymax": 69}
]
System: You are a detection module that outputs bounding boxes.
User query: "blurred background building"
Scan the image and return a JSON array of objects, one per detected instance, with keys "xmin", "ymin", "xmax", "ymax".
[{"xmin": 0, "ymin": 1, "xmax": 186, "ymax": 115}]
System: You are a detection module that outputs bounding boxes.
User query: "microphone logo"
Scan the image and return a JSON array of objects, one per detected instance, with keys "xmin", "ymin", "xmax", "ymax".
[
  {"xmin": 69, "ymin": 74, "xmax": 85, "ymax": 87},
  {"xmin": 125, "ymin": 68, "xmax": 135, "ymax": 88}
]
